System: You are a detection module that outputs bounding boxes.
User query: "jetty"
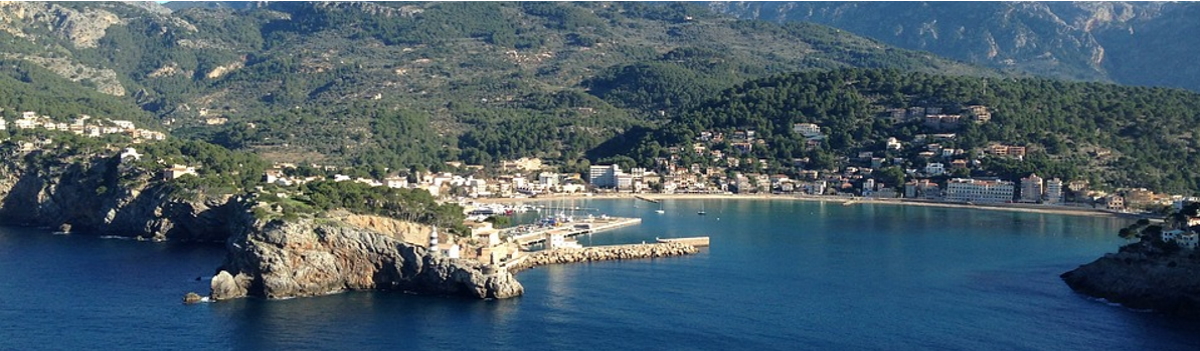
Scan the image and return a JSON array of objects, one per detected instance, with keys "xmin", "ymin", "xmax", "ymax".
[
  {"xmin": 509, "ymin": 242, "xmax": 698, "ymax": 272},
  {"xmin": 634, "ymin": 195, "xmax": 660, "ymax": 203},
  {"xmin": 504, "ymin": 216, "xmax": 642, "ymax": 247},
  {"xmin": 656, "ymin": 236, "xmax": 710, "ymax": 247}
]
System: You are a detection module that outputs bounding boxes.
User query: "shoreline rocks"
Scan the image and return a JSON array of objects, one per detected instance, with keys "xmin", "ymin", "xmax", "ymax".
[
  {"xmin": 210, "ymin": 219, "xmax": 523, "ymax": 300},
  {"xmin": 1062, "ymin": 249, "xmax": 1200, "ymax": 318},
  {"xmin": 0, "ymin": 153, "xmax": 251, "ymax": 242}
]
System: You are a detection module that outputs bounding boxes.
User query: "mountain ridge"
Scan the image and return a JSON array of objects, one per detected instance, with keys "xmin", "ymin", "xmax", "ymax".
[{"xmin": 709, "ymin": 1, "xmax": 1200, "ymax": 92}]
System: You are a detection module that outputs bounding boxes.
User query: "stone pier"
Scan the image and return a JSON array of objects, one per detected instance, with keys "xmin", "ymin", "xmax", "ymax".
[{"xmin": 510, "ymin": 242, "xmax": 699, "ymax": 272}]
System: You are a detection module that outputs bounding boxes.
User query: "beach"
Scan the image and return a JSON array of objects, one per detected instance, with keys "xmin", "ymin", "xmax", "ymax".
[{"xmin": 472, "ymin": 193, "xmax": 1145, "ymax": 219}]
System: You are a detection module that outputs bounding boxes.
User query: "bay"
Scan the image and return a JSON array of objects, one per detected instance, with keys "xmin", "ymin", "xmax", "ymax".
[{"xmin": 2, "ymin": 199, "xmax": 1198, "ymax": 350}]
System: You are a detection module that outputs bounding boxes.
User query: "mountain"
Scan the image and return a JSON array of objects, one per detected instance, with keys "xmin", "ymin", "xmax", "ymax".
[
  {"xmin": 708, "ymin": 1, "xmax": 1200, "ymax": 92},
  {"xmin": 0, "ymin": 1, "xmax": 995, "ymax": 172}
]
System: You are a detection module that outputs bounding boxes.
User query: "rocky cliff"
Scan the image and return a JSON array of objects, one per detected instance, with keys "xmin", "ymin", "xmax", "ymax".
[
  {"xmin": 211, "ymin": 218, "xmax": 523, "ymax": 300},
  {"xmin": 0, "ymin": 150, "xmax": 252, "ymax": 242},
  {"xmin": 1061, "ymin": 246, "xmax": 1200, "ymax": 317}
]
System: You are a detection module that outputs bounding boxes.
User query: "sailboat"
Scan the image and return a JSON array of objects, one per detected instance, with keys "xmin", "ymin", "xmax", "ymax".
[
  {"xmin": 697, "ymin": 201, "xmax": 707, "ymax": 216},
  {"xmin": 655, "ymin": 202, "xmax": 665, "ymax": 214}
]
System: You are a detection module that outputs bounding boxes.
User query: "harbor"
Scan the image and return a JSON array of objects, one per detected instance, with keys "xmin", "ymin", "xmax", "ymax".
[{"xmin": 504, "ymin": 216, "xmax": 643, "ymax": 247}]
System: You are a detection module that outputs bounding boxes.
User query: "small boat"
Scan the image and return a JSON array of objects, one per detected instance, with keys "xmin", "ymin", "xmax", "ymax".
[
  {"xmin": 698, "ymin": 202, "xmax": 707, "ymax": 215},
  {"xmin": 655, "ymin": 202, "xmax": 665, "ymax": 214}
]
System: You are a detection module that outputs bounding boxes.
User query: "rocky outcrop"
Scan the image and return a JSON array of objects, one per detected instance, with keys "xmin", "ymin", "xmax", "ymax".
[
  {"xmin": 1, "ymin": 54, "xmax": 127, "ymax": 96},
  {"xmin": 0, "ymin": 151, "xmax": 251, "ymax": 242},
  {"xmin": 1062, "ymin": 248, "xmax": 1200, "ymax": 317},
  {"xmin": 211, "ymin": 219, "xmax": 523, "ymax": 300},
  {"xmin": 0, "ymin": 2, "xmax": 123, "ymax": 48},
  {"xmin": 512, "ymin": 243, "xmax": 699, "ymax": 272}
]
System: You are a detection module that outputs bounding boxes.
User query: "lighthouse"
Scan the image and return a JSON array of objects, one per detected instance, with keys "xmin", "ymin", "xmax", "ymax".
[{"xmin": 429, "ymin": 225, "xmax": 439, "ymax": 256}]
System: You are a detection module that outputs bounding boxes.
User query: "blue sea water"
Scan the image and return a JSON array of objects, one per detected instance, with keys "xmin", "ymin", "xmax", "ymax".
[{"xmin": 2, "ymin": 199, "xmax": 1199, "ymax": 351}]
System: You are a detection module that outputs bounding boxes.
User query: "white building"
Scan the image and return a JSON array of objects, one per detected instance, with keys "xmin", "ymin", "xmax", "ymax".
[
  {"xmin": 886, "ymin": 137, "xmax": 902, "ymax": 150},
  {"xmin": 1180, "ymin": 232, "xmax": 1199, "ymax": 250},
  {"xmin": 1163, "ymin": 229, "xmax": 1184, "ymax": 242},
  {"xmin": 547, "ymin": 232, "xmax": 582, "ymax": 250},
  {"xmin": 163, "ymin": 164, "xmax": 198, "ymax": 180},
  {"xmin": 793, "ymin": 123, "xmax": 822, "ymax": 137},
  {"xmin": 924, "ymin": 163, "xmax": 945, "ymax": 176},
  {"xmin": 385, "ymin": 176, "xmax": 407, "ymax": 189},
  {"xmin": 119, "ymin": 147, "xmax": 142, "ymax": 161},
  {"xmin": 1020, "ymin": 173, "xmax": 1044, "ymax": 203},
  {"xmin": 110, "ymin": 120, "xmax": 135, "ymax": 129},
  {"xmin": 589, "ymin": 164, "xmax": 621, "ymax": 188},
  {"xmin": 945, "ymin": 178, "xmax": 1015, "ymax": 203},
  {"xmin": 1045, "ymin": 178, "xmax": 1064, "ymax": 204},
  {"xmin": 538, "ymin": 172, "xmax": 560, "ymax": 187},
  {"xmin": 14, "ymin": 119, "xmax": 37, "ymax": 129}
]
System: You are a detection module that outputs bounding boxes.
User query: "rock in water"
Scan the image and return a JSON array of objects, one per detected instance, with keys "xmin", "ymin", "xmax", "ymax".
[
  {"xmin": 210, "ymin": 270, "xmax": 247, "ymax": 301},
  {"xmin": 211, "ymin": 219, "xmax": 524, "ymax": 300},
  {"xmin": 182, "ymin": 292, "xmax": 203, "ymax": 304}
]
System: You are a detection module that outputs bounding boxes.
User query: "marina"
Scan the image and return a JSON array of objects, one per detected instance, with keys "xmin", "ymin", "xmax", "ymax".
[{"xmin": 504, "ymin": 216, "xmax": 643, "ymax": 247}]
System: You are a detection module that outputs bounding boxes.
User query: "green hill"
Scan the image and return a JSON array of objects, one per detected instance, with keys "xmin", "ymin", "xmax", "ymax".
[
  {"xmin": 0, "ymin": 1, "xmax": 994, "ymax": 172},
  {"xmin": 627, "ymin": 68, "xmax": 1200, "ymax": 193}
]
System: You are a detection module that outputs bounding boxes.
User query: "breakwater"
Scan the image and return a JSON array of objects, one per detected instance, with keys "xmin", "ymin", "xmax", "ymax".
[
  {"xmin": 508, "ymin": 216, "xmax": 641, "ymax": 246},
  {"xmin": 510, "ymin": 242, "xmax": 699, "ymax": 272}
]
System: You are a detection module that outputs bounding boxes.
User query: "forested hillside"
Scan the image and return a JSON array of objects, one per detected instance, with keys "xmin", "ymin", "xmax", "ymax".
[
  {"xmin": 6, "ymin": 2, "xmax": 1200, "ymax": 194},
  {"xmin": 0, "ymin": 1, "xmax": 992, "ymax": 174},
  {"xmin": 619, "ymin": 69, "xmax": 1200, "ymax": 193}
]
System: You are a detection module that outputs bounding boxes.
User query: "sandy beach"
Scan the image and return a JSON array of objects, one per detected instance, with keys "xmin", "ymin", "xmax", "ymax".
[{"xmin": 473, "ymin": 193, "xmax": 1145, "ymax": 219}]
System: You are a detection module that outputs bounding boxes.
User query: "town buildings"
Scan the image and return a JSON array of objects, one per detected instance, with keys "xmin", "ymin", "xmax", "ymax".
[
  {"xmin": 945, "ymin": 178, "xmax": 1015, "ymax": 203},
  {"xmin": 1020, "ymin": 173, "xmax": 1044, "ymax": 203}
]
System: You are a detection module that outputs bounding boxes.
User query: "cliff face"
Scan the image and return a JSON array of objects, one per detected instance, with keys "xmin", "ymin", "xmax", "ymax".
[
  {"xmin": 0, "ymin": 152, "xmax": 252, "ymax": 242},
  {"xmin": 211, "ymin": 219, "xmax": 523, "ymax": 300},
  {"xmin": 1062, "ymin": 248, "xmax": 1200, "ymax": 317}
]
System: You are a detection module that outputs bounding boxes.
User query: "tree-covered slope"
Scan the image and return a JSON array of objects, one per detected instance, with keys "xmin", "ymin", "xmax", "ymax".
[
  {"xmin": 632, "ymin": 68, "xmax": 1200, "ymax": 193},
  {"xmin": 0, "ymin": 1, "xmax": 995, "ymax": 172}
]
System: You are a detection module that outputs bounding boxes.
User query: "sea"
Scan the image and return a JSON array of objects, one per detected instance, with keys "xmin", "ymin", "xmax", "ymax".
[{"xmin": 2, "ymin": 198, "xmax": 1199, "ymax": 351}]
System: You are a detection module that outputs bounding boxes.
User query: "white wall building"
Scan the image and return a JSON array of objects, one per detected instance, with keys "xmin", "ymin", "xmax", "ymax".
[
  {"xmin": 886, "ymin": 137, "xmax": 902, "ymax": 150},
  {"xmin": 945, "ymin": 178, "xmax": 1015, "ymax": 203},
  {"xmin": 1180, "ymin": 232, "xmax": 1199, "ymax": 250},
  {"xmin": 793, "ymin": 123, "xmax": 822, "ymax": 137},
  {"xmin": 1045, "ymin": 178, "xmax": 1064, "ymax": 204},
  {"xmin": 589, "ymin": 164, "xmax": 621, "ymax": 188},
  {"xmin": 1020, "ymin": 173, "xmax": 1044, "ymax": 203},
  {"xmin": 924, "ymin": 163, "xmax": 945, "ymax": 176}
]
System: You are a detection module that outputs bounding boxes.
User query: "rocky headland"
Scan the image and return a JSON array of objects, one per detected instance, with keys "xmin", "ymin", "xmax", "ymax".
[
  {"xmin": 1062, "ymin": 242, "xmax": 1200, "ymax": 317},
  {"xmin": 210, "ymin": 218, "xmax": 524, "ymax": 300},
  {"xmin": 0, "ymin": 147, "xmax": 697, "ymax": 302},
  {"xmin": 0, "ymin": 151, "xmax": 252, "ymax": 242}
]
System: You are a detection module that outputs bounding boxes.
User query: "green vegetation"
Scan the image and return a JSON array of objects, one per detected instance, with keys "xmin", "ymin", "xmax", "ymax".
[
  {"xmin": 621, "ymin": 68, "xmax": 1200, "ymax": 194},
  {"xmin": 0, "ymin": 59, "xmax": 156, "ymax": 126},
  {"xmin": 259, "ymin": 180, "xmax": 467, "ymax": 233},
  {"xmin": 0, "ymin": 2, "xmax": 995, "ymax": 171},
  {"xmin": 9, "ymin": 2, "xmax": 1200, "ymax": 203}
]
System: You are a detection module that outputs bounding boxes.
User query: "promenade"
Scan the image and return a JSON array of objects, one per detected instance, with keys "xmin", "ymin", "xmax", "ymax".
[{"xmin": 477, "ymin": 192, "xmax": 1150, "ymax": 219}]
